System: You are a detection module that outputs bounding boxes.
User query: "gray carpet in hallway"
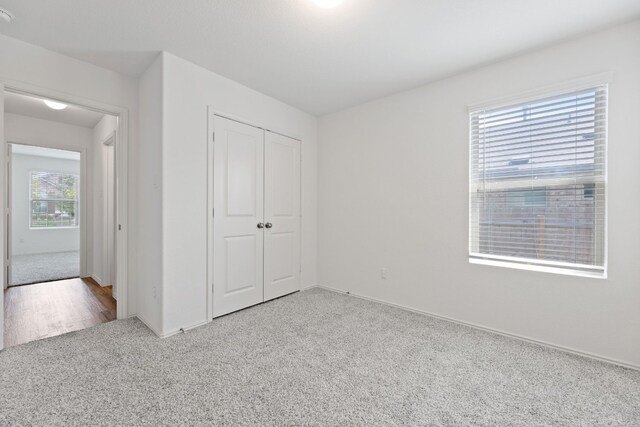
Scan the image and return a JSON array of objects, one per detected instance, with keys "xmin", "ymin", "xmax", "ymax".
[
  {"xmin": 10, "ymin": 251, "xmax": 80, "ymax": 286},
  {"xmin": 0, "ymin": 288, "xmax": 639, "ymax": 426}
]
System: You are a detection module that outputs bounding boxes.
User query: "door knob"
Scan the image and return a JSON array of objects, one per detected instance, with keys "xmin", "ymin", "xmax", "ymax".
[
  {"xmin": 265, "ymin": 222, "xmax": 273, "ymax": 229},
  {"xmin": 257, "ymin": 222, "xmax": 264, "ymax": 229}
]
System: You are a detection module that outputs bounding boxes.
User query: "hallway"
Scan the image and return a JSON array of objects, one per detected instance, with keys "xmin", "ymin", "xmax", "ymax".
[{"xmin": 3, "ymin": 277, "xmax": 116, "ymax": 347}]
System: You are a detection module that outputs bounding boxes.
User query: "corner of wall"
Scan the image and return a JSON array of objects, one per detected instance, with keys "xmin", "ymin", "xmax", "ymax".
[{"xmin": 136, "ymin": 53, "xmax": 164, "ymax": 334}]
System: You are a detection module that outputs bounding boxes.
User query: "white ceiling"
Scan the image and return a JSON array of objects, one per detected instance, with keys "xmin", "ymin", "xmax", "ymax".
[
  {"xmin": 11, "ymin": 144, "xmax": 80, "ymax": 161},
  {"xmin": 4, "ymin": 91, "xmax": 105, "ymax": 128},
  {"xmin": 1, "ymin": 0, "xmax": 639, "ymax": 115}
]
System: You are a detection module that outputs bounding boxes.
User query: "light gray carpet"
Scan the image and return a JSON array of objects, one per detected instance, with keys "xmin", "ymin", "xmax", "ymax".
[
  {"xmin": 10, "ymin": 251, "xmax": 80, "ymax": 286},
  {"xmin": 1, "ymin": 288, "xmax": 639, "ymax": 426}
]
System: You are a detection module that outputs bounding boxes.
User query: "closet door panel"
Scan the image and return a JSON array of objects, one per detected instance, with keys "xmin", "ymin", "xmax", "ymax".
[
  {"xmin": 264, "ymin": 131, "xmax": 301, "ymax": 301},
  {"xmin": 213, "ymin": 116, "xmax": 264, "ymax": 317}
]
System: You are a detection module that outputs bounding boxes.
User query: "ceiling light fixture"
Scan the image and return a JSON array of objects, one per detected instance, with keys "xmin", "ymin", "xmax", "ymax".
[
  {"xmin": 43, "ymin": 99, "xmax": 68, "ymax": 110},
  {"xmin": 312, "ymin": 0, "xmax": 344, "ymax": 8},
  {"xmin": 0, "ymin": 7, "xmax": 14, "ymax": 22}
]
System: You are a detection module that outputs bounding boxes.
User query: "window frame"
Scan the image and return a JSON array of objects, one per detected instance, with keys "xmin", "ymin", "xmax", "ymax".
[
  {"xmin": 29, "ymin": 170, "xmax": 80, "ymax": 230},
  {"xmin": 468, "ymin": 76, "xmax": 609, "ymax": 278}
]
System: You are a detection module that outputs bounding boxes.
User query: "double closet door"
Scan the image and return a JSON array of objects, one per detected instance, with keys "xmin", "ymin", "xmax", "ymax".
[{"xmin": 213, "ymin": 115, "xmax": 301, "ymax": 318}]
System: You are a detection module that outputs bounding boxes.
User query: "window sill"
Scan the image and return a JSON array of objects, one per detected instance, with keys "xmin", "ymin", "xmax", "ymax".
[
  {"xmin": 29, "ymin": 226, "xmax": 79, "ymax": 230},
  {"xmin": 469, "ymin": 257, "xmax": 606, "ymax": 279}
]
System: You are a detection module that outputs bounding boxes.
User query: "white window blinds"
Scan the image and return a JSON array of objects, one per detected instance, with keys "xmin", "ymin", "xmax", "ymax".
[
  {"xmin": 30, "ymin": 171, "xmax": 79, "ymax": 228},
  {"xmin": 469, "ymin": 85, "xmax": 607, "ymax": 274}
]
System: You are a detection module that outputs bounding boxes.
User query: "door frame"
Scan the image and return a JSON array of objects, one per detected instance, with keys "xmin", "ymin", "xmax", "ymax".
[
  {"xmin": 4, "ymin": 142, "xmax": 10, "ymax": 291},
  {"xmin": 0, "ymin": 82, "xmax": 130, "ymax": 351},
  {"xmin": 5, "ymin": 142, "xmax": 88, "ymax": 285},
  {"xmin": 100, "ymin": 131, "xmax": 116, "ymax": 293},
  {"xmin": 206, "ymin": 107, "xmax": 303, "ymax": 321},
  {"xmin": 1, "ymin": 82, "xmax": 4, "ymax": 350}
]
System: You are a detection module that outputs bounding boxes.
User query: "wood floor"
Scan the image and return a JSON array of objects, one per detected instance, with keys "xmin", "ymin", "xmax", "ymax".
[{"xmin": 4, "ymin": 277, "xmax": 116, "ymax": 348}]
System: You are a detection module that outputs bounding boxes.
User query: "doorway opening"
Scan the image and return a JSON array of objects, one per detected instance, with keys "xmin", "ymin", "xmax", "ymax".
[
  {"xmin": 3, "ymin": 89, "xmax": 119, "ymax": 347},
  {"xmin": 9, "ymin": 144, "xmax": 81, "ymax": 286}
]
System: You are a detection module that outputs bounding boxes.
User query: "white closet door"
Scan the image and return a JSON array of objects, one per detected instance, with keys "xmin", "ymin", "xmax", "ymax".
[
  {"xmin": 263, "ymin": 131, "xmax": 301, "ymax": 301},
  {"xmin": 213, "ymin": 116, "xmax": 265, "ymax": 317}
]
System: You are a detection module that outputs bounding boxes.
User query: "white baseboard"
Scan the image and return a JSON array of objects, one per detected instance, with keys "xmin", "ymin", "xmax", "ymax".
[
  {"xmin": 311, "ymin": 284, "xmax": 640, "ymax": 371},
  {"xmin": 135, "ymin": 313, "xmax": 163, "ymax": 337},
  {"xmin": 89, "ymin": 274, "xmax": 114, "ymax": 289},
  {"xmin": 158, "ymin": 319, "xmax": 211, "ymax": 339},
  {"xmin": 135, "ymin": 314, "xmax": 211, "ymax": 339}
]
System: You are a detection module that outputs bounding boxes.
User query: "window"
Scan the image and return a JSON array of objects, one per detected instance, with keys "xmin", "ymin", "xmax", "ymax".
[
  {"xmin": 30, "ymin": 171, "xmax": 79, "ymax": 228},
  {"xmin": 506, "ymin": 188, "xmax": 547, "ymax": 208},
  {"xmin": 469, "ymin": 85, "xmax": 607, "ymax": 275}
]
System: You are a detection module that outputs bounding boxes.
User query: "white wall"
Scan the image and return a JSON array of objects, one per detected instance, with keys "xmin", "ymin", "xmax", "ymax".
[
  {"xmin": 0, "ymin": 34, "xmax": 139, "ymax": 316},
  {"xmin": 318, "ymin": 20, "xmax": 640, "ymax": 367},
  {"xmin": 91, "ymin": 115, "xmax": 117, "ymax": 288},
  {"xmin": 11, "ymin": 153, "xmax": 80, "ymax": 255},
  {"xmin": 136, "ymin": 54, "xmax": 163, "ymax": 334},
  {"xmin": 5, "ymin": 113, "xmax": 93, "ymax": 152},
  {"xmin": 159, "ymin": 52, "xmax": 318, "ymax": 335}
]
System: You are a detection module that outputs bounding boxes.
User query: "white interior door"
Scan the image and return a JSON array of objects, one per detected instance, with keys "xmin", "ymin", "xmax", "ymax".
[
  {"xmin": 264, "ymin": 131, "xmax": 301, "ymax": 301},
  {"xmin": 213, "ymin": 116, "xmax": 265, "ymax": 317}
]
